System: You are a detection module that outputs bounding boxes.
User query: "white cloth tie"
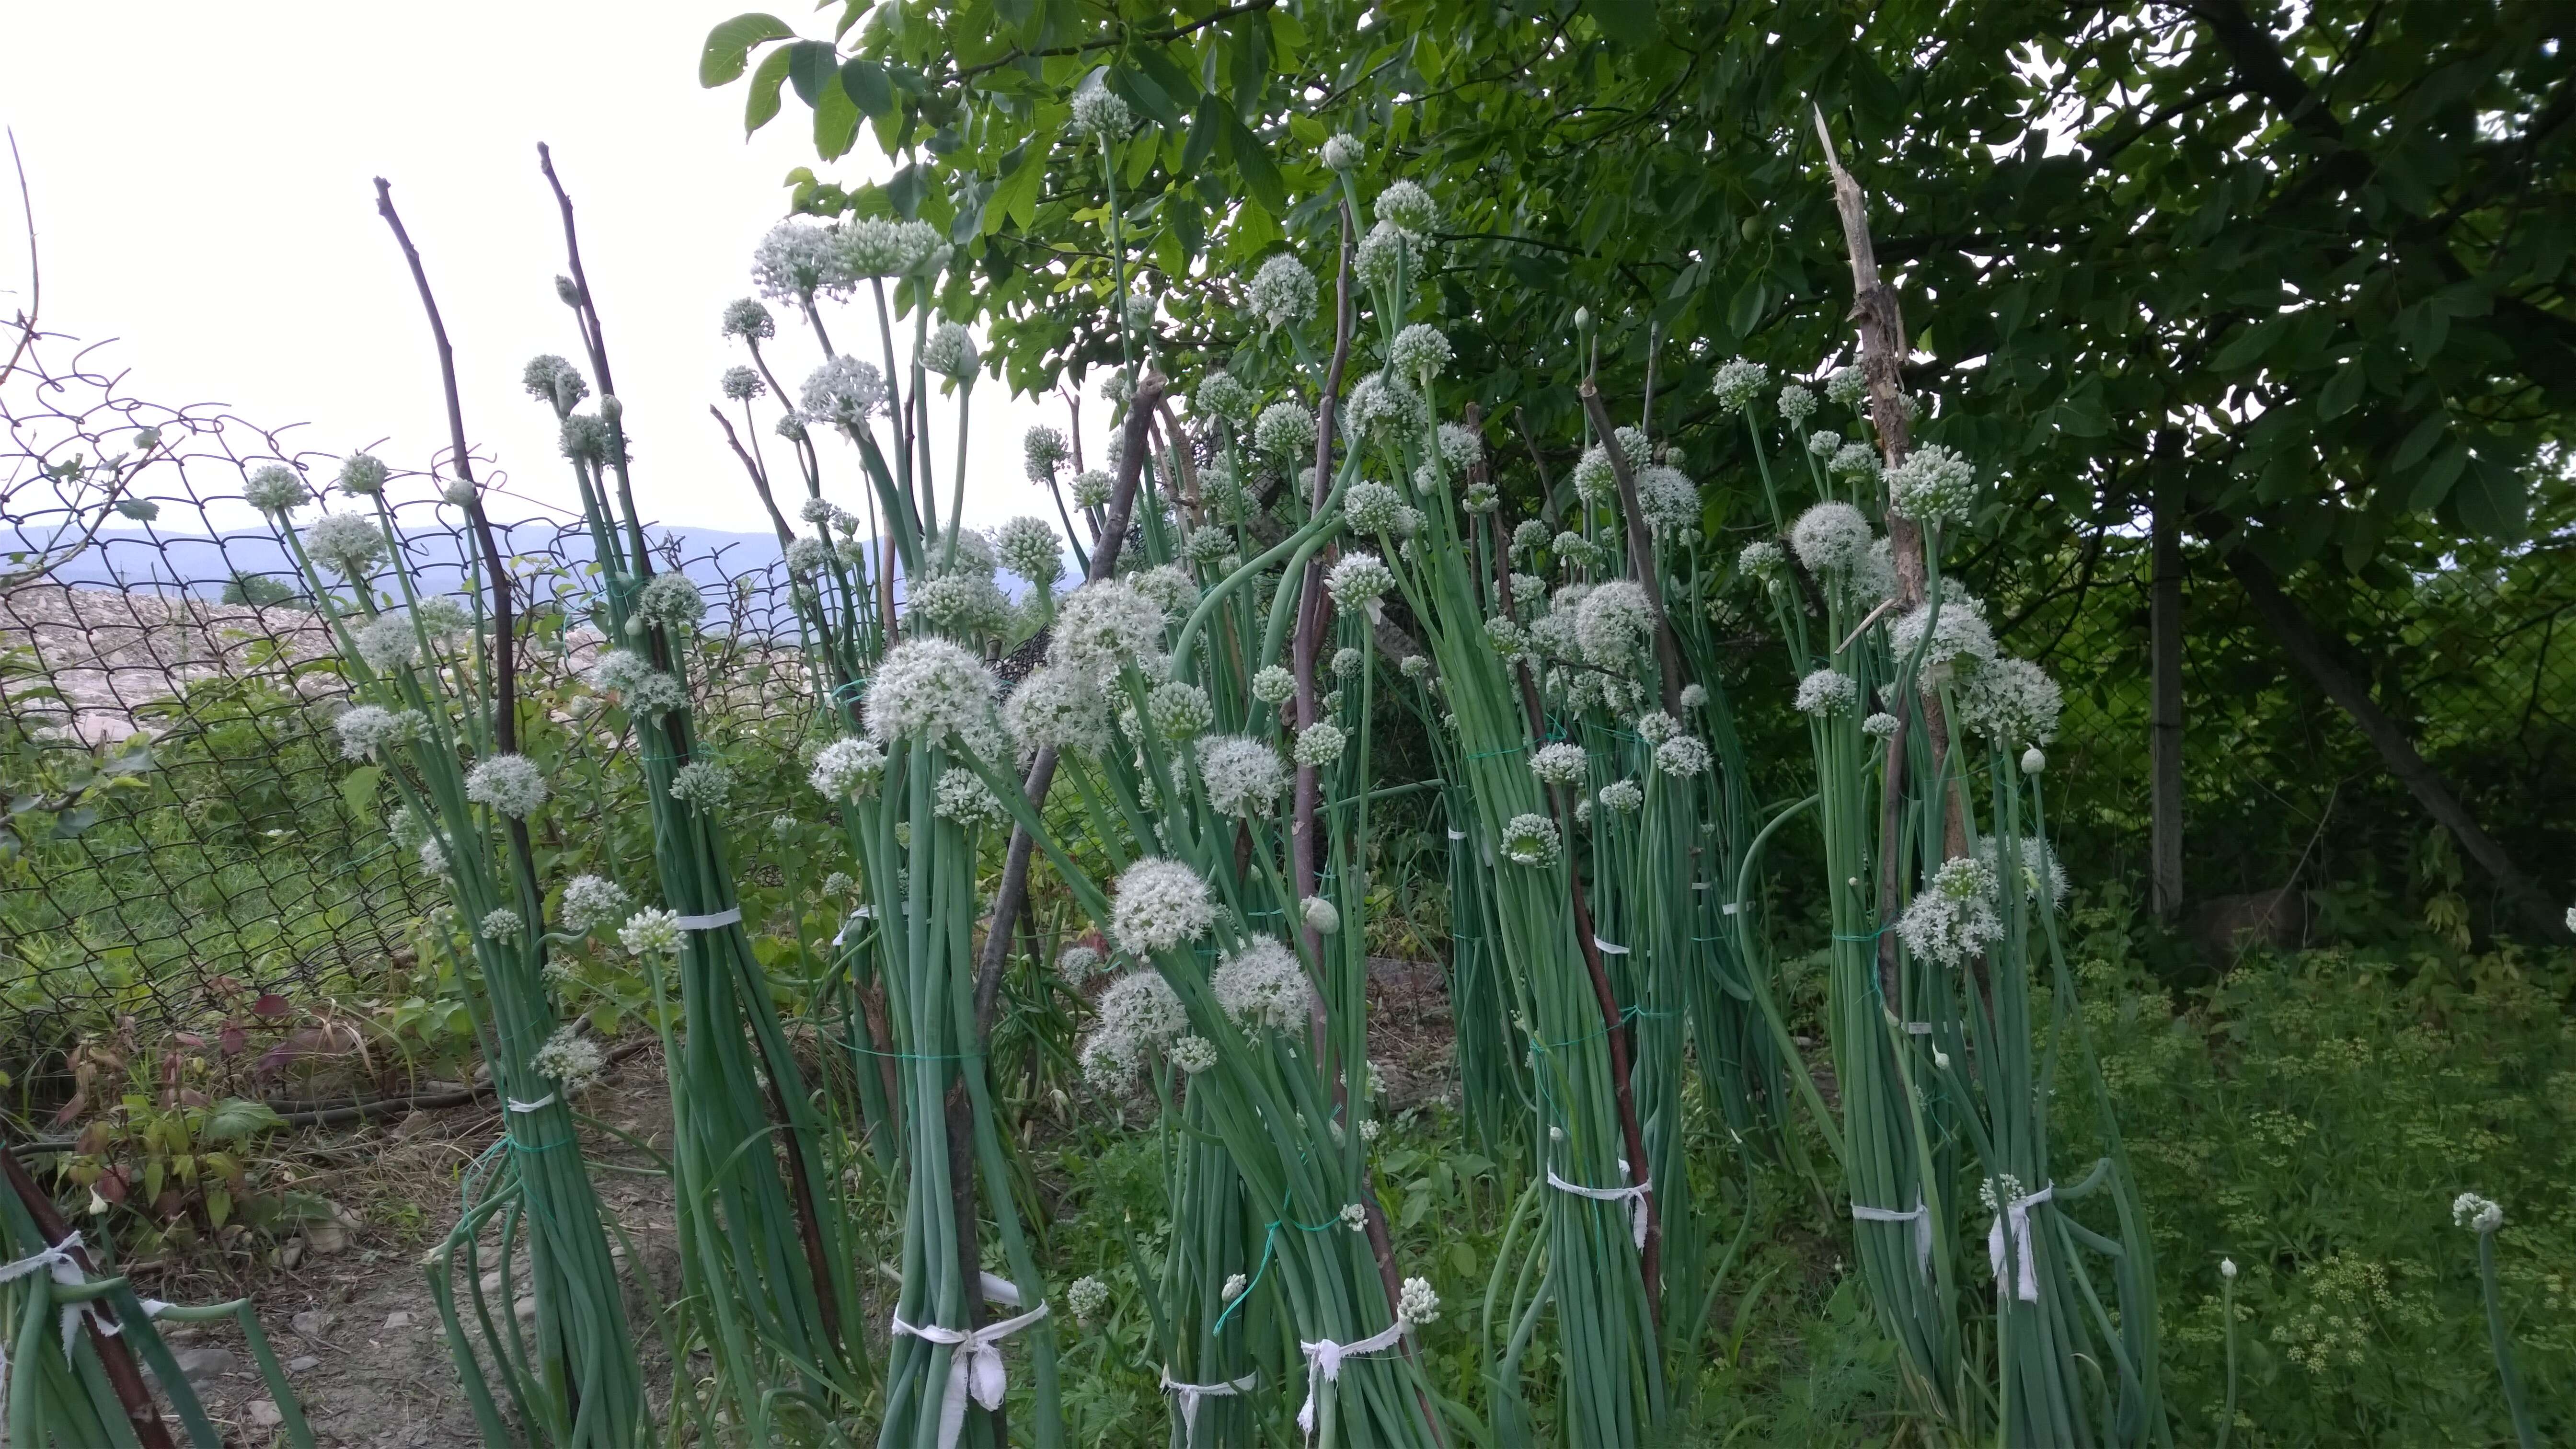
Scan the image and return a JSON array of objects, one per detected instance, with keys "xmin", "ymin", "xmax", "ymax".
[
  {"xmin": 1545, "ymin": 1157, "xmax": 1652, "ymax": 1249},
  {"xmin": 505, "ymin": 1092, "xmax": 556, "ymax": 1113},
  {"xmin": 1986, "ymin": 1184, "xmax": 2055, "ymax": 1302},
  {"xmin": 1296, "ymin": 1319, "xmax": 1406, "ymax": 1441},
  {"xmin": 1161, "ymin": 1367, "xmax": 1257, "ymax": 1448},
  {"xmin": 0, "ymin": 1230, "xmax": 103, "ymax": 1401},
  {"xmin": 672, "ymin": 906, "xmax": 742, "ymax": 931},
  {"xmin": 1445, "ymin": 828, "xmax": 1466, "ymax": 840},
  {"xmin": 1851, "ymin": 1194, "xmax": 1934, "ymax": 1281},
  {"xmin": 830, "ymin": 905, "xmax": 875, "ymax": 946},
  {"xmin": 1590, "ymin": 936, "xmax": 1629, "ymax": 955},
  {"xmin": 889, "ymin": 1300, "xmax": 1051, "ymax": 1449}
]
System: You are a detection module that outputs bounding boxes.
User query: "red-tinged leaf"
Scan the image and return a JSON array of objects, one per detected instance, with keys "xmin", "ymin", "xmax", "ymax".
[
  {"xmin": 51, "ymin": 1093, "xmax": 86, "ymax": 1127},
  {"xmin": 220, "ymin": 1023, "xmax": 247, "ymax": 1057},
  {"xmin": 172, "ymin": 1031, "xmax": 205, "ymax": 1048},
  {"xmin": 252, "ymin": 993, "xmax": 291, "ymax": 1020},
  {"xmin": 94, "ymin": 1168, "xmax": 127, "ymax": 1204}
]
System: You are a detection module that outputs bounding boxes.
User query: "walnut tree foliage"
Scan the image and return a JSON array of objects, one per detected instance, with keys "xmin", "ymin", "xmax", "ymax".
[{"xmin": 704, "ymin": 0, "xmax": 2575, "ymax": 580}]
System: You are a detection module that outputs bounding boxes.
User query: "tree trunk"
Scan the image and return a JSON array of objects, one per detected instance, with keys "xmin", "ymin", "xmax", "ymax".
[
  {"xmin": 2149, "ymin": 449, "xmax": 2186, "ymax": 920},
  {"xmin": 2226, "ymin": 549, "xmax": 2568, "ymax": 943}
]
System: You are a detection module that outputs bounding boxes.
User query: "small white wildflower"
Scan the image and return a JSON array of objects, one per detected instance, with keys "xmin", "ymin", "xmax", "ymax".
[
  {"xmin": 243, "ymin": 465, "xmax": 311, "ymax": 515},
  {"xmin": 1886, "ymin": 442, "xmax": 1978, "ymax": 526},
  {"xmin": 1709, "ymin": 359, "xmax": 1768, "ymax": 414},
  {"xmin": 1147, "ymin": 681, "xmax": 1214, "ymax": 739},
  {"xmin": 1888, "ymin": 589, "xmax": 1998, "ymax": 688},
  {"xmin": 1056, "ymin": 944, "xmax": 1102, "ymax": 982},
  {"xmin": 1808, "ymin": 429, "xmax": 1844, "ymax": 459},
  {"xmin": 1897, "ymin": 857, "xmax": 2002, "ymax": 968},
  {"xmin": 1352, "ymin": 219, "xmax": 1414, "ymax": 289},
  {"xmin": 1679, "ymin": 683, "xmax": 1707, "ymax": 710},
  {"xmin": 863, "ymin": 638, "xmax": 1000, "ymax": 747},
  {"xmin": 1864, "ymin": 711, "xmax": 1901, "ymax": 738},
  {"xmin": 303, "ymin": 512, "xmax": 386, "ymax": 580},
  {"xmin": 558, "ymin": 875, "xmax": 631, "ymax": 934},
  {"xmin": 417, "ymin": 836, "xmax": 450, "ymax": 878},
  {"xmin": 1345, "ymin": 480, "xmax": 1405, "ymax": 533},
  {"xmin": 1066, "ymin": 86, "xmax": 1135, "ymax": 143},
  {"xmin": 933, "ymin": 766, "xmax": 1011, "ymax": 829},
  {"xmin": 752, "ymin": 218, "xmax": 851, "ymax": 301},
  {"xmin": 1251, "ymin": 665, "xmax": 1296, "ymax": 705},
  {"xmin": 465, "ymin": 754, "xmax": 548, "ymax": 817},
  {"xmin": 1826, "ymin": 365, "xmax": 1868, "ymax": 407},
  {"xmin": 1326, "ymin": 552, "xmax": 1395, "ymax": 606},
  {"xmin": 667, "ymin": 759, "xmax": 733, "ymax": 809},
  {"xmin": 1397, "ymin": 1276, "xmax": 1440, "ymax": 1325},
  {"xmin": 1170, "ymin": 1035, "xmax": 1219, "ymax": 1074},
  {"xmin": 801, "ymin": 356, "xmax": 886, "ymax": 428},
  {"xmin": 1635, "ymin": 465, "xmax": 1700, "ymax": 536},
  {"xmin": 1199, "ymin": 735, "xmax": 1287, "ymax": 818},
  {"xmin": 1247, "ymin": 254, "xmax": 1319, "ymax": 331},
  {"xmin": 1343, "ymin": 372, "xmax": 1425, "ymax": 440},
  {"xmin": 837, "ymin": 216, "xmax": 940, "ymax": 279},
  {"xmin": 1112, "ymin": 858, "xmax": 1218, "ymax": 954},
  {"xmin": 1500, "ymin": 812, "xmax": 1561, "ymax": 866},
  {"xmin": 1374, "ymin": 180, "xmax": 1436, "ymax": 236},
  {"xmin": 808, "ymin": 736, "xmax": 887, "ymax": 800},
  {"xmin": 1575, "ymin": 581, "xmax": 1654, "ymax": 667},
  {"xmin": 333, "ymin": 704, "xmax": 425, "ymax": 760},
  {"xmin": 1133, "ymin": 563, "xmax": 1200, "ymax": 620},
  {"xmin": 1321, "ymin": 133, "xmax": 1363, "ymax": 171},
  {"xmin": 530, "ymin": 1025, "xmax": 604, "ymax": 1088},
  {"xmin": 334, "ymin": 453, "xmax": 389, "ymax": 497},
  {"xmin": 920, "ymin": 322, "xmax": 978, "ymax": 381},
  {"xmin": 1829, "ymin": 440, "xmax": 1881, "ymax": 479},
  {"xmin": 1388, "ymin": 323, "xmax": 1451, "ymax": 382},
  {"xmin": 1795, "ymin": 668, "xmax": 1859, "ymax": 717},
  {"xmin": 1292, "ymin": 722, "xmax": 1346, "ymax": 767},
  {"xmin": 1737, "ymin": 540, "xmax": 1784, "ymax": 583},
  {"xmin": 1635, "ymin": 712, "xmax": 1679, "ymax": 745},
  {"xmin": 1332, "ymin": 646, "xmax": 1364, "ymax": 678},
  {"xmin": 720, "ymin": 365, "xmax": 765, "ymax": 402},
  {"xmin": 1530, "ymin": 741, "xmax": 1589, "ymax": 786},
  {"xmin": 1339, "ymin": 1202, "xmax": 1369, "ymax": 1234},
  {"xmin": 1957, "ymin": 656, "xmax": 2065, "ymax": 747},
  {"xmin": 1070, "ymin": 469, "xmax": 1113, "ymax": 508},
  {"xmin": 1570, "ymin": 446, "xmax": 1618, "ymax": 505},
  {"xmin": 478, "ymin": 908, "xmax": 523, "ymax": 942},
  {"xmin": 1978, "ymin": 834, "xmax": 2070, "ymax": 906},
  {"xmin": 1399, "ymin": 655, "xmax": 1430, "ymax": 681},
  {"xmin": 1777, "ymin": 384, "xmax": 1818, "ymax": 424},
  {"xmin": 1053, "ymin": 579, "xmax": 1169, "ymax": 676},
  {"xmin": 1004, "ymin": 665, "xmax": 1112, "ymax": 761},
  {"xmin": 619, "ymin": 907, "xmax": 683, "ymax": 958},
  {"xmin": 1598, "ymin": 779, "xmax": 1644, "ymax": 813},
  {"xmin": 721, "ymin": 297, "xmax": 775, "ymax": 339},
  {"xmin": 635, "ymin": 571, "xmax": 706, "ymax": 632}
]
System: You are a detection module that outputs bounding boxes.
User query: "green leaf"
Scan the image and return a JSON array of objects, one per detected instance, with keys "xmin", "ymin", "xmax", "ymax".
[
  {"xmin": 786, "ymin": 40, "xmax": 839, "ymax": 108},
  {"xmin": 204, "ymin": 1098, "xmax": 288, "ymax": 1143},
  {"xmin": 700, "ymin": 13, "xmax": 794, "ymax": 87},
  {"xmin": 814, "ymin": 69, "xmax": 862, "ymax": 159},
  {"xmin": 1585, "ymin": 0, "xmax": 1662, "ymax": 46},
  {"xmin": 744, "ymin": 45, "xmax": 795, "ymax": 135},
  {"xmin": 985, "ymin": 145, "xmax": 1045, "ymax": 234},
  {"xmin": 2318, "ymin": 358, "xmax": 2366, "ymax": 420},
  {"xmin": 839, "ymin": 57, "xmax": 892, "ymax": 118},
  {"xmin": 339, "ymin": 765, "xmax": 380, "ymax": 822},
  {"xmin": 1223, "ymin": 115, "xmax": 1285, "ymax": 215},
  {"xmin": 2390, "ymin": 411, "xmax": 2446, "ymax": 472},
  {"xmin": 2450, "ymin": 448, "xmax": 2528, "ymax": 539}
]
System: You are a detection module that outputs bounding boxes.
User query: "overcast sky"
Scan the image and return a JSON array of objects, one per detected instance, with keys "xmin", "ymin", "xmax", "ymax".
[{"xmin": 2, "ymin": 0, "xmax": 1096, "ymax": 538}]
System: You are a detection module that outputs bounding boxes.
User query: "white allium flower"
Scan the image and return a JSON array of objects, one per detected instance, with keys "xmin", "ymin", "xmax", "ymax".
[
  {"xmin": 1053, "ymin": 578, "xmax": 1168, "ymax": 677},
  {"xmin": 1808, "ymin": 428, "xmax": 1844, "ymax": 459},
  {"xmin": 1247, "ymin": 253, "xmax": 1318, "ymax": 330},
  {"xmin": 920, "ymin": 322, "xmax": 978, "ymax": 380},
  {"xmin": 1251, "ymin": 664, "xmax": 1295, "ymax": 705},
  {"xmin": 1339, "ymin": 1202, "xmax": 1370, "ymax": 1233},
  {"xmin": 1897, "ymin": 856, "xmax": 2001, "ymax": 968},
  {"xmin": 1795, "ymin": 668, "xmax": 1859, "ymax": 717},
  {"xmin": 1978, "ymin": 834, "xmax": 2070, "ymax": 906},
  {"xmin": 635, "ymin": 571, "xmax": 706, "ymax": 632},
  {"xmin": 805, "ymin": 737, "xmax": 884, "ymax": 801},
  {"xmin": 933, "ymin": 765, "xmax": 1011, "ymax": 829},
  {"xmin": 1710, "ymin": 359, "xmax": 1769, "ymax": 414},
  {"xmin": 1213, "ymin": 937, "xmax": 1315, "ymax": 1030},
  {"xmin": 1829, "ymin": 439, "xmax": 1882, "ymax": 480},
  {"xmin": 1374, "ymin": 180, "xmax": 1437, "ymax": 236},
  {"xmin": 802, "ymin": 356, "xmax": 886, "ymax": 427},
  {"xmin": 1777, "ymin": 383, "xmax": 1819, "ymax": 424},
  {"xmin": 1511, "ymin": 519, "xmax": 1550, "ymax": 555},
  {"xmin": 466, "ymin": 754, "xmax": 548, "ymax": 817},
  {"xmin": 1330, "ymin": 645, "xmax": 1363, "ymax": 679},
  {"xmin": 2451, "ymin": 1192, "xmax": 2503, "ymax": 1233},
  {"xmin": 558, "ymin": 413, "xmax": 621, "ymax": 466},
  {"xmin": 667, "ymin": 759, "xmax": 733, "ymax": 809},
  {"xmin": 244, "ymin": 465, "xmax": 311, "ymax": 515},
  {"xmin": 530, "ymin": 1025, "xmax": 604, "ymax": 1088},
  {"xmin": 334, "ymin": 453, "xmax": 388, "ymax": 497},
  {"xmin": 1343, "ymin": 372, "xmax": 1425, "ymax": 440},
  {"xmin": 1569, "ymin": 445, "xmax": 1618, "ymax": 506},
  {"xmin": 1598, "ymin": 779, "xmax": 1644, "ymax": 813},
  {"xmin": 1302, "ymin": 896, "xmax": 1340, "ymax": 934},
  {"xmin": 2022, "ymin": 746, "xmax": 2047, "ymax": 775},
  {"xmin": 1098, "ymin": 369, "xmax": 1135, "ymax": 406},
  {"xmin": 1397, "ymin": 1276, "xmax": 1440, "ymax": 1325},
  {"xmin": 1552, "ymin": 530, "xmax": 1603, "ymax": 571},
  {"xmin": 1145, "ymin": 680, "xmax": 1213, "ymax": 739},
  {"xmin": 1679, "ymin": 683, "xmax": 1708, "ymax": 710},
  {"xmin": 620, "ymin": 908, "xmax": 683, "ymax": 958},
  {"xmin": 1863, "ymin": 711, "xmax": 1901, "ymax": 738},
  {"xmin": 774, "ymin": 412, "xmax": 810, "ymax": 442},
  {"xmin": 720, "ymin": 365, "xmax": 765, "ymax": 401},
  {"xmin": 1056, "ymin": 944, "xmax": 1102, "ymax": 982},
  {"xmin": 418, "ymin": 836, "xmax": 450, "ymax": 878},
  {"xmin": 1004, "ymin": 665, "xmax": 1112, "ymax": 761},
  {"xmin": 1575, "ymin": 581, "xmax": 1655, "ymax": 667},
  {"xmin": 1635, "ymin": 466, "xmax": 1700, "ymax": 535},
  {"xmin": 1133, "ymin": 563, "xmax": 1199, "ymax": 620},
  {"xmin": 1957, "ymin": 656, "xmax": 2064, "ymax": 747},
  {"xmin": 1791, "ymin": 501, "xmax": 1875, "ymax": 575},
  {"xmin": 987, "ymin": 517, "xmax": 1063, "ymax": 591},
  {"xmin": 334, "ymin": 704, "xmax": 425, "ymax": 760},
  {"xmin": 1889, "ymin": 590, "xmax": 1998, "ymax": 688},
  {"xmin": 1070, "ymin": 469, "xmax": 1113, "ymax": 508},
  {"xmin": 1826, "ymin": 365, "xmax": 1868, "ymax": 406},
  {"xmin": 752, "ymin": 218, "xmax": 851, "ymax": 301},
  {"xmin": 477, "ymin": 907, "xmax": 523, "ymax": 942},
  {"xmin": 1886, "ymin": 442, "xmax": 1978, "ymax": 525},
  {"xmin": 1112, "ymin": 858, "xmax": 1218, "ymax": 954},
  {"xmin": 2220, "ymin": 1257, "xmax": 2237, "ymax": 1280},
  {"xmin": 1655, "ymin": 736, "xmax": 1713, "ymax": 777},
  {"xmin": 1352, "ymin": 219, "xmax": 1414, "ymax": 289},
  {"xmin": 1399, "ymin": 655, "xmax": 1430, "ymax": 681},
  {"xmin": 1500, "ymin": 812, "xmax": 1561, "ymax": 866},
  {"xmin": 1183, "ymin": 372, "xmax": 1252, "ymax": 428},
  {"xmin": 1460, "ymin": 482, "xmax": 1500, "ymax": 513},
  {"xmin": 1100, "ymin": 971, "xmax": 1189, "ymax": 1060},
  {"xmin": 721, "ymin": 297, "xmax": 775, "ymax": 339},
  {"xmin": 1530, "ymin": 741, "xmax": 1589, "ymax": 786},
  {"xmin": 1067, "ymin": 1275, "xmax": 1111, "ymax": 1327},
  {"xmin": 1737, "ymin": 540, "xmax": 1784, "ymax": 582},
  {"xmin": 1023, "ymin": 425, "xmax": 1070, "ymax": 483},
  {"xmin": 1196, "ymin": 735, "xmax": 1285, "ymax": 819},
  {"xmin": 1066, "ymin": 86, "xmax": 1135, "ymax": 143},
  {"xmin": 1292, "ymin": 722, "xmax": 1346, "ymax": 767},
  {"xmin": 1344, "ymin": 480, "xmax": 1404, "ymax": 534},
  {"xmin": 559, "ymin": 875, "xmax": 631, "ymax": 934},
  {"xmin": 1326, "ymin": 552, "xmax": 1395, "ymax": 606},
  {"xmin": 864, "ymin": 638, "xmax": 999, "ymax": 747},
  {"xmin": 1321, "ymin": 132, "xmax": 1363, "ymax": 171},
  {"xmin": 1388, "ymin": 323, "xmax": 1452, "ymax": 382},
  {"xmin": 1169, "ymin": 1035, "xmax": 1218, "ymax": 1074},
  {"xmin": 837, "ymin": 217, "xmax": 940, "ymax": 279},
  {"xmin": 523, "ymin": 354, "xmax": 589, "ymax": 411}
]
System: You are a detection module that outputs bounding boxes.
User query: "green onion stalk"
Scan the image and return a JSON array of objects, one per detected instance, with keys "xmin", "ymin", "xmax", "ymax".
[
  {"xmin": 264, "ymin": 438, "xmax": 645, "ymax": 1447},
  {"xmin": 521, "ymin": 154, "xmax": 862, "ymax": 1437},
  {"xmin": 1313, "ymin": 164, "xmax": 1668, "ymax": 1444},
  {"xmin": 1716, "ymin": 364, "xmax": 2162, "ymax": 1443}
]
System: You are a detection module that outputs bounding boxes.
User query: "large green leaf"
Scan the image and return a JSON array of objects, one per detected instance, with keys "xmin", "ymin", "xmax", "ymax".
[
  {"xmin": 699, "ymin": 12, "xmax": 794, "ymax": 88},
  {"xmin": 786, "ymin": 40, "xmax": 840, "ymax": 107},
  {"xmin": 744, "ymin": 44, "xmax": 795, "ymax": 136}
]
